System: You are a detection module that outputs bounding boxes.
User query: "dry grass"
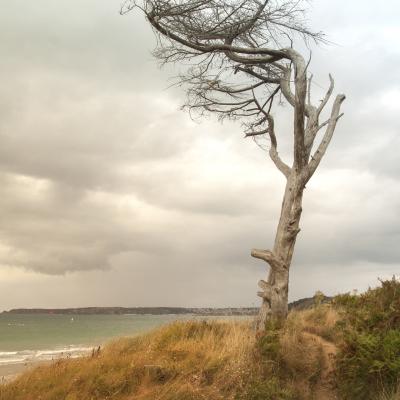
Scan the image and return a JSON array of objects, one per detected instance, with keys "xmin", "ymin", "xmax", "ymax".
[
  {"xmin": 275, "ymin": 305, "xmax": 339, "ymax": 400},
  {"xmin": 285, "ymin": 304, "xmax": 339, "ymax": 342},
  {"xmin": 0, "ymin": 320, "xmax": 256, "ymax": 400},
  {"xmin": 0, "ymin": 307, "xmax": 341, "ymax": 400},
  {"xmin": 378, "ymin": 386, "xmax": 400, "ymax": 400},
  {"xmin": 5, "ymin": 283, "xmax": 398, "ymax": 399}
]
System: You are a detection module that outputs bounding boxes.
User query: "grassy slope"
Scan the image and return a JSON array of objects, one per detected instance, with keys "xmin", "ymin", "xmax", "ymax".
[
  {"xmin": 0, "ymin": 310, "xmax": 339, "ymax": 400},
  {"xmin": 1, "ymin": 320, "xmax": 256, "ymax": 400},
  {"xmin": 1, "ymin": 279, "xmax": 399, "ymax": 400}
]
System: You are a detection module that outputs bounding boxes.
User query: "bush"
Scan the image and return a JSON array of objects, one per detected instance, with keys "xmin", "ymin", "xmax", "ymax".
[
  {"xmin": 334, "ymin": 277, "xmax": 400, "ymax": 333},
  {"xmin": 240, "ymin": 377, "xmax": 295, "ymax": 400},
  {"xmin": 334, "ymin": 277, "xmax": 400, "ymax": 399}
]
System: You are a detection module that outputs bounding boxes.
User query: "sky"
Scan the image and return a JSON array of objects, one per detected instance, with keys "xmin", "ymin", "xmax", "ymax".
[{"xmin": 0, "ymin": 0, "xmax": 399, "ymax": 310}]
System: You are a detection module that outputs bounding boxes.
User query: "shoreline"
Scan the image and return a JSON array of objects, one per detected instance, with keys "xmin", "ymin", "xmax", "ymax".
[
  {"xmin": 0, "ymin": 360, "xmax": 50, "ymax": 384},
  {"xmin": 0, "ymin": 348, "xmax": 94, "ymax": 385},
  {"xmin": 0, "ymin": 315, "xmax": 253, "ymax": 385}
]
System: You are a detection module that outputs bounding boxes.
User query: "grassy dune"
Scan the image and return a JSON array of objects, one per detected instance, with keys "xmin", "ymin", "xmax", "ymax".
[
  {"xmin": 1, "ymin": 279, "xmax": 399, "ymax": 400},
  {"xmin": 0, "ymin": 311, "xmax": 339, "ymax": 400}
]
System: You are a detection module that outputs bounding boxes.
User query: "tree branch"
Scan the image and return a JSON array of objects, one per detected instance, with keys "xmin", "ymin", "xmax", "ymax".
[
  {"xmin": 257, "ymin": 279, "xmax": 272, "ymax": 300},
  {"xmin": 212, "ymin": 80, "xmax": 264, "ymax": 95},
  {"xmin": 251, "ymin": 249, "xmax": 286, "ymax": 271},
  {"xmin": 306, "ymin": 94, "xmax": 346, "ymax": 180},
  {"xmin": 237, "ymin": 66, "xmax": 281, "ymax": 84},
  {"xmin": 147, "ymin": 13, "xmax": 289, "ymax": 64},
  {"xmin": 316, "ymin": 74, "xmax": 334, "ymax": 117},
  {"xmin": 250, "ymin": 91, "xmax": 291, "ymax": 178},
  {"xmin": 289, "ymin": 48, "xmax": 308, "ymax": 169},
  {"xmin": 266, "ymin": 115, "xmax": 291, "ymax": 178}
]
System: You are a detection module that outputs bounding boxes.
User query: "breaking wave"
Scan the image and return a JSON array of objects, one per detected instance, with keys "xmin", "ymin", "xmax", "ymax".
[{"xmin": 0, "ymin": 346, "xmax": 92, "ymax": 365}]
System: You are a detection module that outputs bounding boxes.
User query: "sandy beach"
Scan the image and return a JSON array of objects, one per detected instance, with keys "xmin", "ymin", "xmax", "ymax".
[{"xmin": 0, "ymin": 360, "xmax": 50, "ymax": 384}]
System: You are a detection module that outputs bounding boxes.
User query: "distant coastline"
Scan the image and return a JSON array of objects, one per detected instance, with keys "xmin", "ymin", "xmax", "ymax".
[
  {"xmin": 2, "ymin": 306, "xmax": 258, "ymax": 316},
  {"xmin": 2, "ymin": 296, "xmax": 332, "ymax": 316}
]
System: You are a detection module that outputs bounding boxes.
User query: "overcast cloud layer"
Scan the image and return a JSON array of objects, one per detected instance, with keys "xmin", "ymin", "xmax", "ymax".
[{"xmin": 0, "ymin": 0, "xmax": 399, "ymax": 310}]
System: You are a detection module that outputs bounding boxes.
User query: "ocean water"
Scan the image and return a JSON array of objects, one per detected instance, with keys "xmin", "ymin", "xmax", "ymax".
[{"xmin": 0, "ymin": 313, "xmax": 187, "ymax": 366}]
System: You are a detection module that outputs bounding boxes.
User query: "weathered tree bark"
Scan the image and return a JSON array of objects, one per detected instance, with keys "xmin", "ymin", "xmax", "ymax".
[
  {"xmin": 125, "ymin": 0, "xmax": 346, "ymax": 332},
  {"xmin": 253, "ymin": 175, "xmax": 304, "ymax": 329}
]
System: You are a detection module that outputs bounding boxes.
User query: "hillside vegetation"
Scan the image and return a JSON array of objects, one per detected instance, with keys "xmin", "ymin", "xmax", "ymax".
[
  {"xmin": 1, "ymin": 279, "xmax": 399, "ymax": 400},
  {"xmin": 334, "ymin": 278, "xmax": 400, "ymax": 399}
]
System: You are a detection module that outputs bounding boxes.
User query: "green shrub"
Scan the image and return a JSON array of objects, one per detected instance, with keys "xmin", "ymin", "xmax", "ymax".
[
  {"xmin": 240, "ymin": 377, "xmax": 295, "ymax": 400},
  {"xmin": 238, "ymin": 322, "xmax": 296, "ymax": 400},
  {"xmin": 258, "ymin": 329, "xmax": 281, "ymax": 362},
  {"xmin": 334, "ymin": 277, "xmax": 400, "ymax": 399},
  {"xmin": 334, "ymin": 277, "xmax": 400, "ymax": 333}
]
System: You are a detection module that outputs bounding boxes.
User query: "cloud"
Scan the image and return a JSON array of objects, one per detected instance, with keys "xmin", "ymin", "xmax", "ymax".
[{"xmin": 0, "ymin": 0, "xmax": 399, "ymax": 308}]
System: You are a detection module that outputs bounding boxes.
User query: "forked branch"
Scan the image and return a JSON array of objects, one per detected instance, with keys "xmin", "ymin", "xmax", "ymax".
[{"xmin": 306, "ymin": 94, "xmax": 346, "ymax": 180}]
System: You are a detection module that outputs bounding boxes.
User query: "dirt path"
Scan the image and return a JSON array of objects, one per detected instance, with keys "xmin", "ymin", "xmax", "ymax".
[{"xmin": 303, "ymin": 332, "xmax": 338, "ymax": 400}]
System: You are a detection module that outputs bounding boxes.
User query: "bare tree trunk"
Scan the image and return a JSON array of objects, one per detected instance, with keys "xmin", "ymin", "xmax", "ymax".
[{"xmin": 253, "ymin": 174, "xmax": 304, "ymax": 330}]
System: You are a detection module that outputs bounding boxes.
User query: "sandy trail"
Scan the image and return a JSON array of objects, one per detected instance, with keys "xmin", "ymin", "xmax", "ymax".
[{"xmin": 303, "ymin": 331, "xmax": 338, "ymax": 400}]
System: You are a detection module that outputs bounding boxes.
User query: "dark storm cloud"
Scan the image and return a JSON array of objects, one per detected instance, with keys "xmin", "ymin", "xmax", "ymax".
[{"xmin": 0, "ymin": 0, "xmax": 399, "ymax": 309}]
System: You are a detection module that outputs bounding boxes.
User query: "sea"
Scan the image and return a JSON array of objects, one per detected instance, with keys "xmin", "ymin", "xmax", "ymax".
[{"xmin": 0, "ymin": 313, "xmax": 189, "ymax": 367}]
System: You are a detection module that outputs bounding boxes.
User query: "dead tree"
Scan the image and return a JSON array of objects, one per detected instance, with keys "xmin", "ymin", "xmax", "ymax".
[{"xmin": 122, "ymin": 0, "xmax": 345, "ymax": 330}]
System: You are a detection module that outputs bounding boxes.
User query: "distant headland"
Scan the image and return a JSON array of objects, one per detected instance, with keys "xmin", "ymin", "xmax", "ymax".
[
  {"xmin": 2, "ymin": 296, "xmax": 331, "ymax": 315},
  {"xmin": 2, "ymin": 306, "xmax": 257, "ymax": 316}
]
